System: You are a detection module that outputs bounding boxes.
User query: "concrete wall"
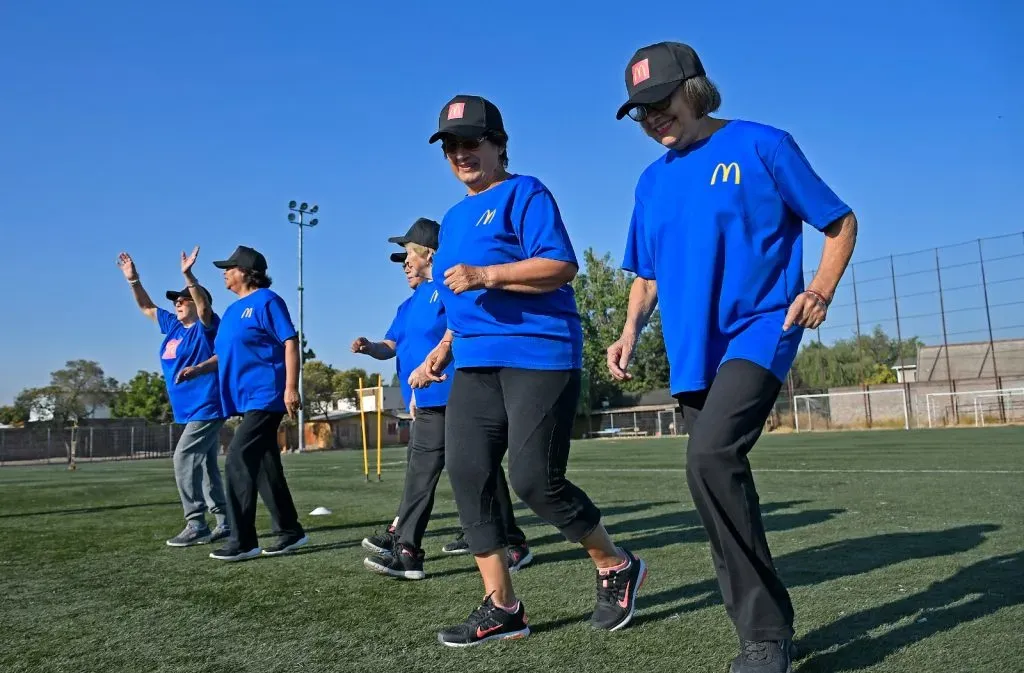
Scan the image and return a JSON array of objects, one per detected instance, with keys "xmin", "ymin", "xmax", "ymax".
[{"xmin": 797, "ymin": 375, "xmax": 1024, "ymax": 429}]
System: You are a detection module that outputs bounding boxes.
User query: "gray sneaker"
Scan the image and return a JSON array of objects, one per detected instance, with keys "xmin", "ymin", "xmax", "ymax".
[
  {"xmin": 209, "ymin": 524, "xmax": 231, "ymax": 543},
  {"xmin": 166, "ymin": 521, "xmax": 212, "ymax": 547}
]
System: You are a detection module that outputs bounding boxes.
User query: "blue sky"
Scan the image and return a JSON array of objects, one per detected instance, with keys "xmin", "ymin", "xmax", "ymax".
[{"xmin": 1, "ymin": 1, "xmax": 1022, "ymax": 404}]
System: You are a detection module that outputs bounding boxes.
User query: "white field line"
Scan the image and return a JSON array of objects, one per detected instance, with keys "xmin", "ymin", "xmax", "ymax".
[{"xmin": 570, "ymin": 467, "xmax": 1024, "ymax": 475}]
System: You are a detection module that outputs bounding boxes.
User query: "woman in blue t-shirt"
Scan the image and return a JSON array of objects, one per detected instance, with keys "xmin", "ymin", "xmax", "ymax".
[
  {"xmin": 409, "ymin": 95, "xmax": 646, "ymax": 647},
  {"xmin": 355, "ymin": 218, "xmax": 532, "ymax": 580},
  {"xmin": 116, "ymin": 248, "xmax": 229, "ymax": 548},
  {"xmin": 608, "ymin": 42, "xmax": 858, "ymax": 673},
  {"xmin": 205, "ymin": 245, "xmax": 308, "ymax": 562}
]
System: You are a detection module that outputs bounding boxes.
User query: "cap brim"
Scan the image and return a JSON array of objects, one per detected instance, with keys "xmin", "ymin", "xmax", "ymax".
[
  {"xmin": 212, "ymin": 260, "xmax": 234, "ymax": 269},
  {"xmin": 387, "ymin": 235, "xmax": 410, "ymax": 245},
  {"xmin": 428, "ymin": 125, "xmax": 486, "ymax": 144},
  {"xmin": 390, "ymin": 252, "xmax": 407, "ymax": 264},
  {"xmin": 615, "ymin": 80, "xmax": 685, "ymax": 120},
  {"xmin": 165, "ymin": 291, "xmax": 188, "ymax": 302}
]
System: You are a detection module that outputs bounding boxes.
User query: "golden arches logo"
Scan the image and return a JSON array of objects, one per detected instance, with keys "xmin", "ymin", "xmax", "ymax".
[{"xmin": 710, "ymin": 162, "xmax": 741, "ymax": 185}]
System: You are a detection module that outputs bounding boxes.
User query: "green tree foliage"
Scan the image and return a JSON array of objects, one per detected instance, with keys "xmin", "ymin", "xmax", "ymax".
[
  {"xmin": 303, "ymin": 360, "xmax": 340, "ymax": 418},
  {"xmin": 572, "ymin": 248, "xmax": 670, "ymax": 409},
  {"xmin": 792, "ymin": 326, "xmax": 923, "ymax": 388},
  {"xmin": 111, "ymin": 371, "xmax": 172, "ymax": 423},
  {"xmin": 0, "ymin": 404, "xmax": 28, "ymax": 425},
  {"xmin": 17, "ymin": 360, "xmax": 118, "ymax": 426}
]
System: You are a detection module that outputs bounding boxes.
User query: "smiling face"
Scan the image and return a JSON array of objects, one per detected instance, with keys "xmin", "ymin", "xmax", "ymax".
[
  {"xmin": 638, "ymin": 85, "xmax": 701, "ymax": 150},
  {"xmin": 442, "ymin": 135, "xmax": 505, "ymax": 193}
]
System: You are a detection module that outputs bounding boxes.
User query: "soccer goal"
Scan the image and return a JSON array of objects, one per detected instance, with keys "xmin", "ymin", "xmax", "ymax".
[
  {"xmin": 973, "ymin": 389, "xmax": 1024, "ymax": 427},
  {"xmin": 794, "ymin": 389, "xmax": 909, "ymax": 432},
  {"xmin": 926, "ymin": 387, "xmax": 1024, "ymax": 428}
]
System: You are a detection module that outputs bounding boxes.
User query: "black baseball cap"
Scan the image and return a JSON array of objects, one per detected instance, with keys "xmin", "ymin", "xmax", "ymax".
[
  {"xmin": 388, "ymin": 218, "xmax": 440, "ymax": 263},
  {"xmin": 616, "ymin": 42, "xmax": 706, "ymax": 120},
  {"xmin": 429, "ymin": 95, "xmax": 506, "ymax": 144},
  {"xmin": 166, "ymin": 285, "xmax": 213, "ymax": 305},
  {"xmin": 212, "ymin": 245, "xmax": 268, "ymax": 272}
]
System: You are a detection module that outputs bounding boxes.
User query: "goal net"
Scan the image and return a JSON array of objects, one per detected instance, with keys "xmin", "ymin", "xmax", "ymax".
[
  {"xmin": 926, "ymin": 388, "xmax": 1024, "ymax": 428},
  {"xmin": 973, "ymin": 389, "xmax": 1024, "ymax": 427},
  {"xmin": 794, "ymin": 389, "xmax": 909, "ymax": 432}
]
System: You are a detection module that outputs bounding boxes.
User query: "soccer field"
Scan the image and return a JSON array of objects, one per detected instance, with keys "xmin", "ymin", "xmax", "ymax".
[{"xmin": 2, "ymin": 428, "xmax": 1022, "ymax": 673}]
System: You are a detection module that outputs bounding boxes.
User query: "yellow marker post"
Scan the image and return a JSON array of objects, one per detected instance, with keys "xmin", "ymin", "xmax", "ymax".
[
  {"xmin": 376, "ymin": 374, "xmax": 383, "ymax": 481},
  {"xmin": 358, "ymin": 377, "xmax": 369, "ymax": 482}
]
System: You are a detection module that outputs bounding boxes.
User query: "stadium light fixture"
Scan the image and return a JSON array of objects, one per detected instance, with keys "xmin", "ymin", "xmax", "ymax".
[{"xmin": 286, "ymin": 198, "xmax": 322, "ymax": 454}]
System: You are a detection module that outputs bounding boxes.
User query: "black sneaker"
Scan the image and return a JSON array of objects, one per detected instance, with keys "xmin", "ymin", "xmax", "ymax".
[
  {"xmin": 590, "ymin": 548, "xmax": 647, "ymax": 631},
  {"xmin": 441, "ymin": 533, "xmax": 470, "ymax": 555},
  {"xmin": 262, "ymin": 533, "xmax": 309, "ymax": 556},
  {"xmin": 362, "ymin": 525, "xmax": 397, "ymax": 556},
  {"xmin": 363, "ymin": 542, "xmax": 426, "ymax": 580},
  {"xmin": 209, "ymin": 545, "xmax": 261, "ymax": 562},
  {"xmin": 437, "ymin": 595, "xmax": 530, "ymax": 647},
  {"xmin": 729, "ymin": 639, "xmax": 795, "ymax": 673},
  {"xmin": 507, "ymin": 544, "xmax": 533, "ymax": 572}
]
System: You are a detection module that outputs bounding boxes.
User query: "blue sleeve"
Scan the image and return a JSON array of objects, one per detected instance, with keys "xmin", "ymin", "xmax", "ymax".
[
  {"xmin": 770, "ymin": 134, "xmax": 852, "ymax": 231},
  {"xmin": 156, "ymin": 308, "xmax": 176, "ymax": 335},
  {"xmin": 515, "ymin": 188, "xmax": 578, "ymax": 266},
  {"xmin": 384, "ymin": 303, "xmax": 405, "ymax": 343},
  {"xmin": 621, "ymin": 197, "xmax": 656, "ymax": 280},
  {"xmin": 261, "ymin": 295, "xmax": 298, "ymax": 345}
]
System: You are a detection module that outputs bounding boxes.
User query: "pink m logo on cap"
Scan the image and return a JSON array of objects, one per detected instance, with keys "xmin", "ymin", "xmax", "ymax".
[
  {"xmin": 448, "ymin": 102, "xmax": 465, "ymax": 120},
  {"xmin": 632, "ymin": 59, "xmax": 651, "ymax": 86}
]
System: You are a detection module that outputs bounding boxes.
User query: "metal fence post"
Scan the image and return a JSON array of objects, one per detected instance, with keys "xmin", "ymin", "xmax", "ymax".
[
  {"xmin": 977, "ymin": 239, "xmax": 1005, "ymax": 423},
  {"xmin": 935, "ymin": 248, "xmax": 957, "ymax": 424}
]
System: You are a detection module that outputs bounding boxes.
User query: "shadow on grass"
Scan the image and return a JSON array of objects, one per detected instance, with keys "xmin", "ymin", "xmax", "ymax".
[
  {"xmin": 0, "ymin": 501, "xmax": 180, "ymax": 518},
  {"xmin": 797, "ymin": 548, "xmax": 1022, "ymax": 672},
  {"xmin": 530, "ymin": 523, "xmax": 999, "ymax": 636},
  {"xmin": 428, "ymin": 502, "xmax": 841, "ymax": 583}
]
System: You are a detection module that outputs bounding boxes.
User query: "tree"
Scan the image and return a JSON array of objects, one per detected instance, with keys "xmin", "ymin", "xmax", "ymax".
[
  {"xmin": 334, "ymin": 367, "xmax": 382, "ymax": 406},
  {"xmin": 111, "ymin": 371, "xmax": 172, "ymax": 423},
  {"xmin": 571, "ymin": 248, "xmax": 669, "ymax": 410},
  {"xmin": 14, "ymin": 360, "xmax": 118, "ymax": 469},
  {"xmin": 792, "ymin": 326, "xmax": 923, "ymax": 389},
  {"xmin": 303, "ymin": 360, "xmax": 340, "ymax": 419},
  {"xmin": 300, "ymin": 334, "xmax": 316, "ymax": 361},
  {"xmin": 18, "ymin": 360, "xmax": 118, "ymax": 426},
  {"xmin": 390, "ymin": 372, "xmax": 400, "ymax": 387},
  {"xmin": 0, "ymin": 404, "xmax": 28, "ymax": 426}
]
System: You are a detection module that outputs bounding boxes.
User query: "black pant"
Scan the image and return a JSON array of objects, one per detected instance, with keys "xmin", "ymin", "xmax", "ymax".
[
  {"xmin": 676, "ymin": 359, "xmax": 793, "ymax": 641},
  {"xmin": 395, "ymin": 406, "xmax": 526, "ymax": 550},
  {"xmin": 446, "ymin": 367, "xmax": 601, "ymax": 554},
  {"xmin": 224, "ymin": 410, "xmax": 304, "ymax": 550}
]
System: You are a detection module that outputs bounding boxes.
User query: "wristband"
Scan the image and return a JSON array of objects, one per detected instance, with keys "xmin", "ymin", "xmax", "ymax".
[
  {"xmin": 128, "ymin": 278, "xmax": 140, "ymax": 286},
  {"xmin": 805, "ymin": 289, "xmax": 829, "ymax": 310}
]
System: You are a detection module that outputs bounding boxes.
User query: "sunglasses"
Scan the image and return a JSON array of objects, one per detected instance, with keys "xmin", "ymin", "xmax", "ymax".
[
  {"xmin": 173, "ymin": 296, "xmax": 194, "ymax": 306},
  {"xmin": 441, "ymin": 136, "xmax": 486, "ymax": 154},
  {"xmin": 627, "ymin": 85, "xmax": 680, "ymax": 122}
]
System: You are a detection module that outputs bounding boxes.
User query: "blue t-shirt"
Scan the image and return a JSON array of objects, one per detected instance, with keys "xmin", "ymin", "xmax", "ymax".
[
  {"xmin": 622, "ymin": 120, "xmax": 852, "ymax": 394},
  {"xmin": 433, "ymin": 174, "xmax": 583, "ymax": 371},
  {"xmin": 385, "ymin": 280, "xmax": 454, "ymax": 408},
  {"xmin": 156, "ymin": 308, "xmax": 223, "ymax": 424},
  {"xmin": 214, "ymin": 288, "xmax": 298, "ymax": 416}
]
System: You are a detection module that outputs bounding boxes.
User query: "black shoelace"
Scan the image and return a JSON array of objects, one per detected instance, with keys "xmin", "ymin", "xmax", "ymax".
[
  {"xmin": 596, "ymin": 566, "xmax": 630, "ymax": 604},
  {"xmin": 741, "ymin": 640, "xmax": 770, "ymax": 662}
]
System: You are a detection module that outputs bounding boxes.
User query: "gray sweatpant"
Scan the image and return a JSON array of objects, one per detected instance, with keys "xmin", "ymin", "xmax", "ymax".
[{"xmin": 174, "ymin": 419, "xmax": 228, "ymax": 527}]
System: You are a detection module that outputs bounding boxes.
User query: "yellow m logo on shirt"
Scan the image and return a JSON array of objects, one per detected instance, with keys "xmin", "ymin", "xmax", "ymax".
[{"xmin": 710, "ymin": 162, "xmax": 741, "ymax": 185}]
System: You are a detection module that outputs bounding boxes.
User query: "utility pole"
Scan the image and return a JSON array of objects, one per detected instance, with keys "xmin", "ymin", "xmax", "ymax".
[{"xmin": 288, "ymin": 200, "xmax": 319, "ymax": 452}]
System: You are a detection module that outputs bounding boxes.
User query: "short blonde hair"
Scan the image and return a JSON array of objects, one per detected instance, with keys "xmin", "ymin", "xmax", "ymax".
[{"xmin": 405, "ymin": 242, "xmax": 434, "ymax": 262}]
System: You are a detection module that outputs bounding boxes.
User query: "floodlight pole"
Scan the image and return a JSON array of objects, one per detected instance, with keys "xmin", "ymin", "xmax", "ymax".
[{"xmin": 288, "ymin": 201, "xmax": 320, "ymax": 453}]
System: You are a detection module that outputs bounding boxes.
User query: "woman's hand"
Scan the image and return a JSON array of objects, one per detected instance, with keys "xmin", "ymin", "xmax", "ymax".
[
  {"xmin": 181, "ymin": 246, "xmax": 200, "ymax": 275},
  {"xmin": 409, "ymin": 341, "xmax": 453, "ymax": 388},
  {"xmin": 783, "ymin": 291, "xmax": 828, "ymax": 330},
  {"xmin": 443, "ymin": 264, "xmax": 489, "ymax": 294},
  {"xmin": 117, "ymin": 252, "xmax": 139, "ymax": 281},
  {"xmin": 285, "ymin": 386, "xmax": 301, "ymax": 419}
]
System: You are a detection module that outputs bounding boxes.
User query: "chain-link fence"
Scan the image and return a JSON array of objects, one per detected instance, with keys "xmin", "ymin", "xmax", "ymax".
[{"xmin": 0, "ymin": 422, "xmax": 232, "ymax": 465}]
